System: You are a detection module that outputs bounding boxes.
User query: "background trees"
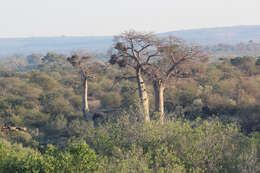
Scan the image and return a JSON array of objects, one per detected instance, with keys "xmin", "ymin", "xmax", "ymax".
[
  {"xmin": 109, "ymin": 31, "xmax": 161, "ymax": 122},
  {"xmin": 1, "ymin": 31, "xmax": 260, "ymax": 172},
  {"xmin": 67, "ymin": 54, "xmax": 93, "ymax": 120},
  {"xmin": 144, "ymin": 36, "xmax": 206, "ymax": 123},
  {"xmin": 109, "ymin": 31, "xmax": 207, "ymax": 123},
  {"xmin": 1, "ymin": 118, "xmax": 259, "ymax": 172}
]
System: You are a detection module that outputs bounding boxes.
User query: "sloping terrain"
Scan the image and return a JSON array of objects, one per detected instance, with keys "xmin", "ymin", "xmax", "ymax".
[{"xmin": 1, "ymin": 25, "xmax": 260, "ymax": 57}]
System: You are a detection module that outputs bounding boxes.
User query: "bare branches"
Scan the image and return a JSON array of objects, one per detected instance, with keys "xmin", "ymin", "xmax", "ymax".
[
  {"xmin": 144, "ymin": 52, "xmax": 160, "ymax": 64},
  {"xmin": 137, "ymin": 44, "xmax": 150, "ymax": 53},
  {"xmin": 142, "ymin": 35, "xmax": 207, "ymax": 85},
  {"xmin": 67, "ymin": 53, "xmax": 95, "ymax": 79},
  {"xmin": 166, "ymin": 55, "xmax": 188, "ymax": 78},
  {"xmin": 110, "ymin": 75, "xmax": 137, "ymax": 90},
  {"xmin": 109, "ymin": 30, "xmax": 161, "ymax": 69}
]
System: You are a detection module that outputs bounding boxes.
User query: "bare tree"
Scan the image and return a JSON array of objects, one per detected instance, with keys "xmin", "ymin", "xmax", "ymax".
[
  {"xmin": 109, "ymin": 30, "xmax": 161, "ymax": 122},
  {"xmin": 145, "ymin": 36, "xmax": 207, "ymax": 124},
  {"xmin": 67, "ymin": 54, "xmax": 93, "ymax": 120}
]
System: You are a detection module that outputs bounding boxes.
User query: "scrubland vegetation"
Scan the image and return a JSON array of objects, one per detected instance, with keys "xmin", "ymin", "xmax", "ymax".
[{"xmin": 0, "ymin": 31, "xmax": 260, "ymax": 172}]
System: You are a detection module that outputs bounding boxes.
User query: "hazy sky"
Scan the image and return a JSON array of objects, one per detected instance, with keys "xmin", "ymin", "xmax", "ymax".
[{"xmin": 1, "ymin": 0, "xmax": 260, "ymax": 37}]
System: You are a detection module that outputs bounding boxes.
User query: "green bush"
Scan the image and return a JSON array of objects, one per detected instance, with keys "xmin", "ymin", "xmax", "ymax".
[
  {"xmin": 42, "ymin": 141, "xmax": 99, "ymax": 173},
  {"xmin": 1, "ymin": 117, "xmax": 260, "ymax": 172},
  {"xmin": 83, "ymin": 116, "xmax": 260, "ymax": 172},
  {"xmin": 101, "ymin": 92, "xmax": 121, "ymax": 108},
  {"xmin": 0, "ymin": 138, "xmax": 99, "ymax": 173}
]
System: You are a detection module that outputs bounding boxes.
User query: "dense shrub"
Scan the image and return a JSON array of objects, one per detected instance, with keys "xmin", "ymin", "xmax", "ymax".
[
  {"xmin": 1, "ymin": 52, "xmax": 260, "ymax": 172},
  {"xmin": 0, "ymin": 139, "xmax": 99, "ymax": 173},
  {"xmin": 101, "ymin": 92, "xmax": 122, "ymax": 108},
  {"xmin": 3, "ymin": 117, "xmax": 259, "ymax": 173},
  {"xmin": 82, "ymin": 117, "xmax": 260, "ymax": 173}
]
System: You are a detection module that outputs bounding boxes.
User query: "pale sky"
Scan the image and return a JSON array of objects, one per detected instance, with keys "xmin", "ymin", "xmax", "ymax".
[{"xmin": 1, "ymin": 0, "xmax": 260, "ymax": 37}]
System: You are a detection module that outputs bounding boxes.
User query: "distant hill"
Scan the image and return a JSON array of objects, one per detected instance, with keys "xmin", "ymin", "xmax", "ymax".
[
  {"xmin": 0, "ymin": 36, "xmax": 113, "ymax": 58},
  {"xmin": 1, "ymin": 25, "xmax": 260, "ymax": 57},
  {"xmin": 162, "ymin": 25, "xmax": 260, "ymax": 45}
]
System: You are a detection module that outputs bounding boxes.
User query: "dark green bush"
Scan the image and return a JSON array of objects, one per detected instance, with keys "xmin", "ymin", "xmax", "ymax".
[
  {"xmin": 101, "ymin": 92, "xmax": 121, "ymax": 108},
  {"xmin": 0, "ymin": 139, "xmax": 99, "ymax": 173}
]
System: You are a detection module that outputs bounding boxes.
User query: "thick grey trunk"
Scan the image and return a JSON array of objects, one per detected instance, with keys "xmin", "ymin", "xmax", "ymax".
[
  {"xmin": 153, "ymin": 81, "xmax": 165, "ymax": 124},
  {"xmin": 82, "ymin": 77, "xmax": 89, "ymax": 119},
  {"xmin": 136, "ymin": 68, "xmax": 150, "ymax": 123}
]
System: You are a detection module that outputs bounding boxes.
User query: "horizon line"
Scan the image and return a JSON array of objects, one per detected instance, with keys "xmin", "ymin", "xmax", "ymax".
[{"xmin": 1, "ymin": 24, "xmax": 260, "ymax": 39}]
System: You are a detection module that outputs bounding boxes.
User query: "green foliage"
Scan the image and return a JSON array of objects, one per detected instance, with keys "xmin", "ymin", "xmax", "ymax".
[
  {"xmin": 1, "ymin": 51, "xmax": 260, "ymax": 172},
  {"xmin": 0, "ymin": 138, "xmax": 99, "ymax": 173},
  {"xmin": 101, "ymin": 92, "xmax": 121, "ymax": 108},
  {"xmin": 29, "ymin": 71, "xmax": 60, "ymax": 91},
  {"xmin": 40, "ymin": 141, "xmax": 99, "ymax": 173},
  {"xmin": 1, "ymin": 113, "xmax": 260, "ymax": 172},
  {"xmin": 68, "ymin": 95, "xmax": 82, "ymax": 110},
  {"xmin": 68, "ymin": 119, "xmax": 88, "ymax": 136},
  {"xmin": 82, "ymin": 117, "xmax": 260, "ymax": 172},
  {"xmin": 39, "ymin": 52, "xmax": 72, "ymax": 74},
  {"xmin": 46, "ymin": 114, "xmax": 68, "ymax": 135},
  {"xmin": 230, "ymin": 56, "xmax": 258, "ymax": 75}
]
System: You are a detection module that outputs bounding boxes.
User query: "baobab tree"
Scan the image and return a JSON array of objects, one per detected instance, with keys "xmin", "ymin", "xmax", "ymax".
[
  {"xmin": 145, "ymin": 36, "xmax": 207, "ymax": 124},
  {"xmin": 109, "ymin": 30, "xmax": 161, "ymax": 122},
  {"xmin": 67, "ymin": 54, "xmax": 94, "ymax": 120}
]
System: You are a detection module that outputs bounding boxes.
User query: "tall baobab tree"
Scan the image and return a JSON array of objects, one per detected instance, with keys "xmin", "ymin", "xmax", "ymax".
[
  {"xmin": 67, "ymin": 54, "xmax": 94, "ymax": 120},
  {"xmin": 145, "ymin": 36, "xmax": 207, "ymax": 124},
  {"xmin": 109, "ymin": 30, "xmax": 161, "ymax": 123}
]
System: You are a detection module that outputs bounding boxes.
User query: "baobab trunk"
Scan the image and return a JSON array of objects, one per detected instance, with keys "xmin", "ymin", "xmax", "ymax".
[
  {"xmin": 136, "ymin": 68, "xmax": 150, "ymax": 123},
  {"xmin": 82, "ymin": 77, "xmax": 89, "ymax": 120},
  {"xmin": 153, "ymin": 81, "xmax": 165, "ymax": 124}
]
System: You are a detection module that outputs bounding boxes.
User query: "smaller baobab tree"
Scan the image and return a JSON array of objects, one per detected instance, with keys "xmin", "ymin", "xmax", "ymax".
[
  {"xmin": 145, "ymin": 36, "xmax": 207, "ymax": 124},
  {"xmin": 67, "ymin": 54, "xmax": 94, "ymax": 120},
  {"xmin": 109, "ymin": 30, "xmax": 161, "ymax": 123}
]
